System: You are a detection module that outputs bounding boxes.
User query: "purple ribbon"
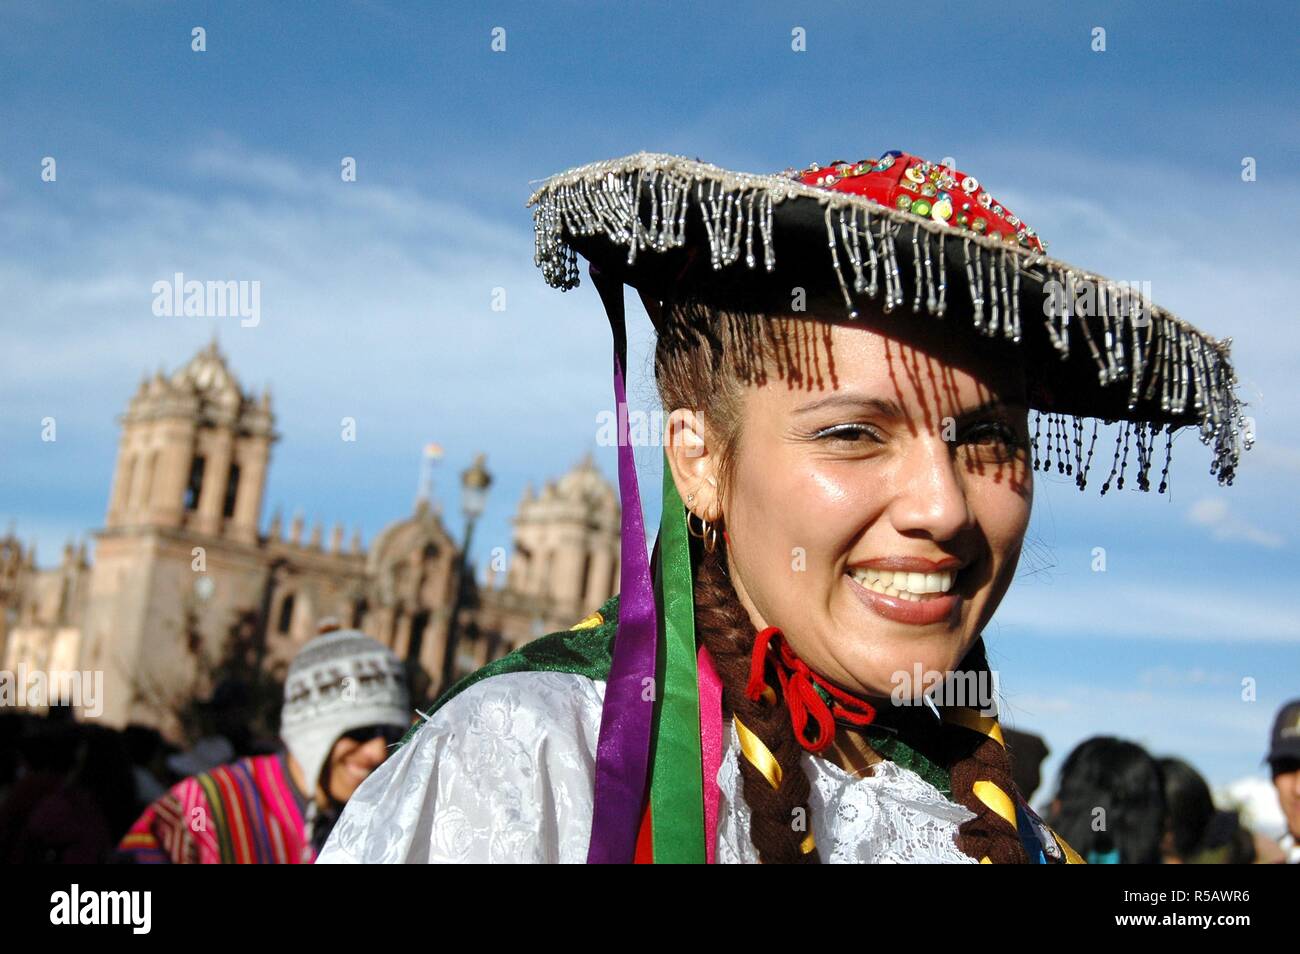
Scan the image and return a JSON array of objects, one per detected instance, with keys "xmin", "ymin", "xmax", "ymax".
[{"xmin": 586, "ymin": 267, "xmax": 659, "ymax": 863}]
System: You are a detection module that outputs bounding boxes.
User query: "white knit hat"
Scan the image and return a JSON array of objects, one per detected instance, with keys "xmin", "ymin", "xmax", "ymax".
[{"xmin": 279, "ymin": 628, "xmax": 410, "ymax": 796}]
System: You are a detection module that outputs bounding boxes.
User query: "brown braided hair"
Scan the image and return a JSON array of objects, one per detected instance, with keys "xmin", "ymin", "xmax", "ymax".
[
  {"xmin": 944, "ymin": 638, "xmax": 1030, "ymax": 863},
  {"xmin": 655, "ymin": 296, "xmax": 1029, "ymax": 864},
  {"xmin": 692, "ymin": 539, "xmax": 819, "ymax": 864}
]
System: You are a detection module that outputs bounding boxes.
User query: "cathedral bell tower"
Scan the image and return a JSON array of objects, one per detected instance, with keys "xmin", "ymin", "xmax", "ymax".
[
  {"xmin": 86, "ymin": 339, "xmax": 279, "ymax": 731},
  {"xmin": 105, "ymin": 338, "xmax": 275, "ymax": 545},
  {"xmin": 506, "ymin": 451, "xmax": 620, "ymax": 620}
]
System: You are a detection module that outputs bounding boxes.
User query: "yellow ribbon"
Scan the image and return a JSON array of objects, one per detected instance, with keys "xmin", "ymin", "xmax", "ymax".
[
  {"xmin": 972, "ymin": 780, "xmax": 1018, "ymax": 829},
  {"xmin": 734, "ymin": 716, "xmax": 782, "ymax": 788},
  {"xmin": 946, "ymin": 708, "xmax": 1020, "ymax": 843},
  {"xmin": 735, "ymin": 716, "xmax": 817, "ymax": 857},
  {"xmin": 942, "ymin": 706, "xmax": 1006, "ymax": 747},
  {"xmin": 1048, "ymin": 825, "xmax": 1087, "ymax": 864},
  {"xmin": 569, "ymin": 610, "xmax": 605, "ymax": 631}
]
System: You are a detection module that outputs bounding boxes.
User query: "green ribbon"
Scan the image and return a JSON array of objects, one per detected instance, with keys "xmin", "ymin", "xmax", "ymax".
[{"xmin": 648, "ymin": 450, "xmax": 706, "ymax": 863}]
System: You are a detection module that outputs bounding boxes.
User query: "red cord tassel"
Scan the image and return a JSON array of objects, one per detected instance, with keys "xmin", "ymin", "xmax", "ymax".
[{"xmin": 746, "ymin": 626, "xmax": 877, "ymax": 753}]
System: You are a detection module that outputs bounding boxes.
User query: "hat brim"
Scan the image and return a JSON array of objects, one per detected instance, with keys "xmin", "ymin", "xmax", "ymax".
[{"xmin": 530, "ymin": 152, "xmax": 1250, "ymax": 488}]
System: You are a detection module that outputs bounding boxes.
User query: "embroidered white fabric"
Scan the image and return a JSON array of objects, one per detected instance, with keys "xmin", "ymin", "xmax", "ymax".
[
  {"xmin": 717, "ymin": 720, "xmax": 977, "ymax": 864},
  {"xmin": 317, "ymin": 670, "xmax": 977, "ymax": 864}
]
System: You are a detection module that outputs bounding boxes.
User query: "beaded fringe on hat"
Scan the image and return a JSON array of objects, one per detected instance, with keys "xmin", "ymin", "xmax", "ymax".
[{"xmin": 529, "ymin": 152, "xmax": 1252, "ymax": 493}]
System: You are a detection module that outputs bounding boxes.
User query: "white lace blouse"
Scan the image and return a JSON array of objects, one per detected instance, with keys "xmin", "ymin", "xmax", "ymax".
[{"xmin": 316, "ymin": 669, "xmax": 978, "ymax": 864}]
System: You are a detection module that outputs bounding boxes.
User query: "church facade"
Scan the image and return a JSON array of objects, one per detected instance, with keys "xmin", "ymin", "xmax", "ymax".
[{"xmin": 0, "ymin": 342, "xmax": 621, "ymax": 737}]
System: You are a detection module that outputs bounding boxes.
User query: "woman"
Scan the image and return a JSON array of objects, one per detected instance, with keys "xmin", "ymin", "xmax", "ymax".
[
  {"xmin": 318, "ymin": 149, "xmax": 1250, "ymax": 864},
  {"xmin": 1046, "ymin": 737, "xmax": 1166, "ymax": 865},
  {"xmin": 120, "ymin": 624, "xmax": 410, "ymax": 863},
  {"xmin": 1157, "ymin": 756, "xmax": 1258, "ymax": 864}
]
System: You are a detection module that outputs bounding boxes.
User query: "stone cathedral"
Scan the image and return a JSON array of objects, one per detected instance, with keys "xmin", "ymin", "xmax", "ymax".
[{"xmin": 0, "ymin": 341, "xmax": 621, "ymax": 736}]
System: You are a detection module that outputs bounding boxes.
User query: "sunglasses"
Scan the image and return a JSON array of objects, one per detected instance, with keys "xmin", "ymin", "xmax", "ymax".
[{"xmin": 341, "ymin": 724, "xmax": 407, "ymax": 746}]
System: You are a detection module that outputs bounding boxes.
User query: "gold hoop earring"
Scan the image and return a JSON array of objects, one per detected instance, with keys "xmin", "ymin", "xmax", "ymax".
[
  {"xmin": 704, "ymin": 523, "xmax": 719, "ymax": 554},
  {"xmin": 686, "ymin": 500, "xmax": 723, "ymax": 553}
]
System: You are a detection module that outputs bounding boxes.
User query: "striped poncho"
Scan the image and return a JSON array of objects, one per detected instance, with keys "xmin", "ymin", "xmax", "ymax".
[{"xmin": 118, "ymin": 752, "xmax": 313, "ymax": 864}]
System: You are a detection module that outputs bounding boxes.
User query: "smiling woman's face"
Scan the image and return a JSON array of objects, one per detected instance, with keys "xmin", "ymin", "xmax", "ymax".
[{"xmin": 669, "ymin": 317, "xmax": 1033, "ymax": 698}]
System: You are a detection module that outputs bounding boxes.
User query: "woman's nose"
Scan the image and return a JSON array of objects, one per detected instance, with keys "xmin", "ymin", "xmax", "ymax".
[
  {"xmin": 360, "ymin": 736, "xmax": 390, "ymax": 765},
  {"xmin": 888, "ymin": 435, "xmax": 975, "ymax": 541}
]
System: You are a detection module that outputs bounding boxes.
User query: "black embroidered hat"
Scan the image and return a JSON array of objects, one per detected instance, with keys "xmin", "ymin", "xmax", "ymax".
[{"xmin": 530, "ymin": 149, "xmax": 1252, "ymax": 494}]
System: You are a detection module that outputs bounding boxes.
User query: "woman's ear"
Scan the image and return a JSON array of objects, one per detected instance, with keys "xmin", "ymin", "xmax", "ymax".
[{"xmin": 665, "ymin": 407, "xmax": 722, "ymax": 521}]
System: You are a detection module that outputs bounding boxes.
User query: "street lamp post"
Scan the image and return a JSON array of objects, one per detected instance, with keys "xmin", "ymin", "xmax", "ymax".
[{"xmin": 439, "ymin": 453, "xmax": 492, "ymax": 696}]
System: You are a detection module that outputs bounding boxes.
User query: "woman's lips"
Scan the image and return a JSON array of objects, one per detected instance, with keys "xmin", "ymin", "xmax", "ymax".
[{"xmin": 844, "ymin": 572, "xmax": 963, "ymax": 626}]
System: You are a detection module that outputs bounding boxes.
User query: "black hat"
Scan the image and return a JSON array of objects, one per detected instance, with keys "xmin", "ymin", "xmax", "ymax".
[
  {"xmin": 1267, "ymin": 699, "xmax": 1300, "ymax": 766},
  {"xmin": 531, "ymin": 150, "xmax": 1253, "ymax": 493}
]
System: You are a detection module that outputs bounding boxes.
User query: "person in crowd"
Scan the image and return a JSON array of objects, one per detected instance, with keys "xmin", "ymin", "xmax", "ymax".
[
  {"xmin": 1046, "ymin": 736, "xmax": 1165, "ymax": 864},
  {"xmin": 162, "ymin": 734, "xmax": 235, "ymax": 783},
  {"xmin": 1158, "ymin": 757, "xmax": 1214, "ymax": 863},
  {"xmin": 0, "ymin": 715, "xmax": 83, "ymax": 861},
  {"xmin": 2, "ymin": 720, "xmax": 135, "ymax": 863},
  {"xmin": 1157, "ymin": 756, "xmax": 1256, "ymax": 863},
  {"xmin": 1265, "ymin": 698, "xmax": 1300, "ymax": 864},
  {"xmin": 122, "ymin": 724, "xmax": 169, "ymax": 808},
  {"xmin": 0, "ymin": 712, "xmax": 21, "ymax": 805},
  {"xmin": 1004, "ymin": 728, "xmax": 1049, "ymax": 803},
  {"xmin": 118, "ymin": 622, "xmax": 411, "ymax": 863}
]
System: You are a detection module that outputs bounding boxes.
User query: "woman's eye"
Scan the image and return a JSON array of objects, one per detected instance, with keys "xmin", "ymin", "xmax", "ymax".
[
  {"xmin": 965, "ymin": 422, "xmax": 1011, "ymax": 443},
  {"xmin": 962, "ymin": 421, "xmax": 1025, "ymax": 456},
  {"xmin": 810, "ymin": 421, "xmax": 1024, "ymax": 455},
  {"xmin": 815, "ymin": 423, "xmax": 883, "ymax": 444}
]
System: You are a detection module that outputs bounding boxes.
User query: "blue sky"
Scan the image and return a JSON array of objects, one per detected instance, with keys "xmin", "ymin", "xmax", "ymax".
[{"xmin": 1, "ymin": 1, "xmax": 1297, "ymax": 813}]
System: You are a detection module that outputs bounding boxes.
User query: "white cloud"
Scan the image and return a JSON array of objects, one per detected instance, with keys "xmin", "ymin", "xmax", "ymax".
[
  {"xmin": 1188, "ymin": 496, "xmax": 1286, "ymax": 548},
  {"xmin": 1138, "ymin": 665, "xmax": 1241, "ymax": 689},
  {"xmin": 1220, "ymin": 776, "xmax": 1287, "ymax": 838},
  {"xmin": 0, "ymin": 137, "xmax": 631, "ymax": 565}
]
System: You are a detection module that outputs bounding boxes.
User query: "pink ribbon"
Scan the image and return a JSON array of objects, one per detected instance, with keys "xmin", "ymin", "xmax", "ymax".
[{"xmin": 697, "ymin": 644, "xmax": 723, "ymax": 864}]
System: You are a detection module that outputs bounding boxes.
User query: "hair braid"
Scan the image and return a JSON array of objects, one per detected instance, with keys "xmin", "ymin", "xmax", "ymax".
[
  {"xmin": 692, "ymin": 540, "xmax": 820, "ymax": 864},
  {"xmin": 655, "ymin": 295, "xmax": 1030, "ymax": 863},
  {"xmin": 945, "ymin": 639, "xmax": 1030, "ymax": 863}
]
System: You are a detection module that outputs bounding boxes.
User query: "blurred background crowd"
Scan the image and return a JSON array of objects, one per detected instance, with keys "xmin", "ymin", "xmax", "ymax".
[{"xmin": 1, "ymin": 619, "xmax": 1296, "ymax": 865}]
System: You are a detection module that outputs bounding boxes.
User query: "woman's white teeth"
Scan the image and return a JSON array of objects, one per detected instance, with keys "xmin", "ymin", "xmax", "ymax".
[{"xmin": 848, "ymin": 567, "xmax": 956, "ymax": 601}]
